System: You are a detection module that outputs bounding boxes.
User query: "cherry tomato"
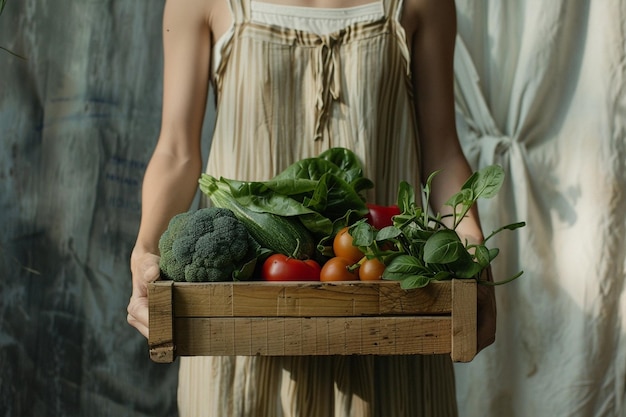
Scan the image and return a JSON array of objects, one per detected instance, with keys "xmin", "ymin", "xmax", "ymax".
[
  {"xmin": 261, "ymin": 254, "xmax": 321, "ymax": 281},
  {"xmin": 333, "ymin": 227, "xmax": 364, "ymax": 264},
  {"xmin": 320, "ymin": 257, "xmax": 359, "ymax": 282},
  {"xmin": 358, "ymin": 258, "xmax": 386, "ymax": 281},
  {"xmin": 365, "ymin": 203, "xmax": 401, "ymax": 230}
]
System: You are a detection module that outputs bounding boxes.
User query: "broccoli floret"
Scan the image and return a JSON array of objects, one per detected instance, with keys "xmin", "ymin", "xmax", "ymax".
[{"xmin": 158, "ymin": 207, "xmax": 256, "ymax": 282}]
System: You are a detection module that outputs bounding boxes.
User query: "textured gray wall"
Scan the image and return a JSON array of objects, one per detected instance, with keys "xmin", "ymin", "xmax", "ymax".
[{"xmin": 0, "ymin": 1, "xmax": 213, "ymax": 416}]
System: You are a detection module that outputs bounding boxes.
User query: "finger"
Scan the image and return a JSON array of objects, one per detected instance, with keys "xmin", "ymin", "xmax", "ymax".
[
  {"xmin": 141, "ymin": 258, "xmax": 161, "ymax": 283},
  {"xmin": 128, "ymin": 313, "xmax": 149, "ymax": 339},
  {"xmin": 132, "ymin": 258, "xmax": 161, "ymax": 297},
  {"xmin": 127, "ymin": 296, "xmax": 150, "ymax": 339}
]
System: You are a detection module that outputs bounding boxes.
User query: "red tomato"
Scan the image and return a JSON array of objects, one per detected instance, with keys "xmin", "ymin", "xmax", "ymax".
[
  {"xmin": 320, "ymin": 257, "xmax": 359, "ymax": 282},
  {"xmin": 365, "ymin": 203, "xmax": 401, "ymax": 230},
  {"xmin": 261, "ymin": 254, "xmax": 321, "ymax": 281},
  {"xmin": 333, "ymin": 227, "xmax": 364, "ymax": 264}
]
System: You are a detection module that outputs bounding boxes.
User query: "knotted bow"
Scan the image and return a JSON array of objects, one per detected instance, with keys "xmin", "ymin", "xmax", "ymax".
[{"xmin": 313, "ymin": 33, "xmax": 342, "ymax": 141}]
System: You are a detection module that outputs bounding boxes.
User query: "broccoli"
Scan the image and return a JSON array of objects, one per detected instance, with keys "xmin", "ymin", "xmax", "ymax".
[{"xmin": 158, "ymin": 207, "xmax": 258, "ymax": 282}]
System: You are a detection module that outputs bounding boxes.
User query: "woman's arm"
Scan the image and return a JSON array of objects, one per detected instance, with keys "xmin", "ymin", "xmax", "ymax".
[
  {"xmin": 404, "ymin": 0, "xmax": 496, "ymax": 352},
  {"xmin": 127, "ymin": 0, "xmax": 213, "ymax": 338}
]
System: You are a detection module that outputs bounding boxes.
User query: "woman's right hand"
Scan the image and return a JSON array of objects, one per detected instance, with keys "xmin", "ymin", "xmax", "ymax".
[{"xmin": 127, "ymin": 250, "xmax": 161, "ymax": 339}]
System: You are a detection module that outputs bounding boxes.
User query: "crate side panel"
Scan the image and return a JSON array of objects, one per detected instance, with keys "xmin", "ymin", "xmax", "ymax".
[
  {"xmin": 172, "ymin": 281, "xmax": 453, "ymax": 318},
  {"xmin": 174, "ymin": 282, "xmax": 233, "ymax": 317},
  {"xmin": 175, "ymin": 316, "xmax": 451, "ymax": 356}
]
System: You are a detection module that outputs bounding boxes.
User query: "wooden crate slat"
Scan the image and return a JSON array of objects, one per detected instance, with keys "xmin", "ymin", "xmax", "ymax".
[
  {"xmin": 175, "ymin": 316, "xmax": 452, "ymax": 356},
  {"xmin": 148, "ymin": 280, "xmax": 175, "ymax": 362},
  {"xmin": 451, "ymin": 279, "xmax": 477, "ymax": 362},
  {"xmin": 172, "ymin": 280, "xmax": 453, "ymax": 318}
]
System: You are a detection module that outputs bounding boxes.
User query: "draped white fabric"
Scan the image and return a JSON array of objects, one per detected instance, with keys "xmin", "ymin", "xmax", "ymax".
[{"xmin": 453, "ymin": 1, "xmax": 626, "ymax": 416}]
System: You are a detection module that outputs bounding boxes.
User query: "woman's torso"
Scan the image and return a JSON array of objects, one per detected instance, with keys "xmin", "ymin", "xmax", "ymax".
[
  {"xmin": 180, "ymin": 3, "xmax": 458, "ymax": 417},
  {"xmin": 205, "ymin": 0, "xmax": 421, "ymax": 205}
]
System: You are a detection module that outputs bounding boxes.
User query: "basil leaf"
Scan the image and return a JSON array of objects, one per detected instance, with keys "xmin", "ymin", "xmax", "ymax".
[
  {"xmin": 350, "ymin": 221, "xmax": 375, "ymax": 247},
  {"xmin": 423, "ymin": 230, "xmax": 464, "ymax": 264},
  {"xmin": 474, "ymin": 245, "xmax": 491, "ymax": 267},
  {"xmin": 376, "ymin": 226, "xmax": 402, "ymax": 241},
  {"xmin": 400, "ymin": 275, "xmax": 432, "ymax": 289},
  {"xmin": 397, "ymin": 181, "xmax": 416, "ymax": 213},
  {"xmin": 468, "ymin": 165, "xmax": 504, "ymax": 199},
  {"xmin": 385, "ymin": 254, "xmax": 425, "ymax": 275},
  {"xmin": 445, "ymin": 188, "xmax": 473, "ymax": 209}
]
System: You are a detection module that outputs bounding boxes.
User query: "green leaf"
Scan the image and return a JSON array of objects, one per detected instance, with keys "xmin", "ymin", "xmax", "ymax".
[
  {"xmin": 468, "ymin": 165, "xmax": 505, "ymax": 199},
  {"xmin": 432, "ymin": 271, "xmax": 453, "ymax": 281},
  {"xmin": 349, "ymin": 221, "xmax": 375, "ymax": 247},
  {"xmin": 384, "ymin": 255, "xmax": 425, "ymax": 276},
  {"xmin": 474, "ymin": 245, "xmax": 491, "ymax": 267},
  {"xmin": 376, "ymin": 226, "xmax": 402, "ymax": 241},
  {"xmin": 450, "ymin": 260, "xmax": 483, "ymax": 278},
  {"xmin": 445, "ymin": 188, "xmax": 473, "ymax": 209},
  {"xmin": 317, "ymin": 147, "xmax": 362, "ymax": 173},
  {"xmin": 396, "ymin": 181, "xmax": 416, "ymax": 213},
  {"xmin": 484, "ymin": 221, "xmax": 527, "ymax": 243},
  {"xmin": 503, "ymin": 221, "xmax": 526, "ymax": 231},
  {"xmin": 297, "ymin": 213, "xmax": 334, "ymax": 237},
  {"xmin": 309, "ymin": 173, "xmax": 368, "ymax": 219},
  {"xmin": 351, "ymin": 177, "xmax": 375, "ymax": 195},
  {"xmin": 424, "ymin": 170, "xmax": 441, "ymax": 191},
  {"xmin": 382, "ymin": 270, "xmax": 411, "ymax": 281},
  {"xmin": 423, "ymin": 230, "xmax": 464, "ymax": 264},
  {"xmin": 264, "ymin": 178, "xmax": 318, "ymax": 196},
  {"xmin": 422, "ymin": 170, "xmax": 440, "ymax": 207},
  {"xmin": 391, "ymin": 213, "xmax": 415, "ymax": 229},
  {"xmin": 400, "ymin": 275, "xmax": 432, "ymax": 289},
  {"xmin": 214, "ymin": 177, "xmax": 334, "ymax": 236},
  {"xmin": 316, "ymin": 147, "xmax": 373, "ymax": 193}
]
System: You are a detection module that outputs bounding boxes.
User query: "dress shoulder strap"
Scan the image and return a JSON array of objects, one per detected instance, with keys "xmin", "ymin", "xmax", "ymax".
[
  {"xmin": 227, "ymin": 0, "xmax": 251, "ymax": 24},
  {"xmin": 383, "ymin": 0, "xmax": 404, "ymax": 21}
]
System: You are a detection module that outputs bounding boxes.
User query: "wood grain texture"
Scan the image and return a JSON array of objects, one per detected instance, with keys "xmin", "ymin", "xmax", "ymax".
[
  {"xmin": 148, "ymin": 280, "xmax": 175, "ymax": 362},
  {"xmin": 170, "ymin": 280, "xmax": 453, "ymax": 317},
  {"xmin": 175, "ymin": 316, "xmax": 452, "ymax": 356},
  {"xmin": 147, "ymin": 280, "xmax": 477, "ymax": 363},
  {"xmin": 451, "ymin": 279, "xmax": 477, "ymax": 362}
]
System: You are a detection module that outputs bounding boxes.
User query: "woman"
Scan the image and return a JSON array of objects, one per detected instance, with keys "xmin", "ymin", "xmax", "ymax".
[{"xmin": 127, "ymin": 0, "xmax": 496, "ymax": 415}]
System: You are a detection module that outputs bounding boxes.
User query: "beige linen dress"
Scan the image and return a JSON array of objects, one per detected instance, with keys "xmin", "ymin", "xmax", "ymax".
[{"xmin": 178, "ymin": 0, "xmax": 458, "ymax": 415}]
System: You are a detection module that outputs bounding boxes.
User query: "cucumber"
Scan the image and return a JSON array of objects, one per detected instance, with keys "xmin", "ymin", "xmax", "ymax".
[{"xmin": 199, "ymin": 175, "xmax": 316, "ymax": 260}]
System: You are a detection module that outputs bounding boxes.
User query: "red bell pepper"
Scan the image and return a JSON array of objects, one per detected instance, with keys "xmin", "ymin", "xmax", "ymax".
[{"xmin": 365, "ymin": 203, "xmax": 401, "ymax": 230}]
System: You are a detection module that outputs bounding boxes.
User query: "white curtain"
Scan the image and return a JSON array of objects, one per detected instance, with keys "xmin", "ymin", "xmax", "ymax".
[{"xmin": 453, "ymin": 1, "xmax": 626, "ymax": 416}]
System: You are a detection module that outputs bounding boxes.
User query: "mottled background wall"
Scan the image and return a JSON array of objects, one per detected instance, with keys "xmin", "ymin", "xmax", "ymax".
[{"xmin": 0, "ymin": 1, "xmax": 212, "ymax": 416}]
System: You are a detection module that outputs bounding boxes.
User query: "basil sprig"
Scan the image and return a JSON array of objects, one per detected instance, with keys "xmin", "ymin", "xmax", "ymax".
[{"xmin": 349, "ymin": 165, "xmax": 525, "ymax": 289}]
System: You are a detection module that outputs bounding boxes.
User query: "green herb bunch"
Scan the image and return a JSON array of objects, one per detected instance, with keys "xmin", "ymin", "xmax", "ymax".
[{"xmin": 349, "ymin": 165, "xmax": 526, "ymax": 289}]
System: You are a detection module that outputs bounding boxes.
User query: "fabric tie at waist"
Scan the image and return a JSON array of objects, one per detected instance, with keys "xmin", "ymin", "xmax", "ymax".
[
  {"xmin": 461, "ymin": 131, "xmax": 523, "ymax": 169},
  {"xmin": 313, "ymin": 33, "xmax": 342, "ymax": 141},
  {"xmin": 482, "ymin": 134, "xmax": 513, "ymax": 160}
]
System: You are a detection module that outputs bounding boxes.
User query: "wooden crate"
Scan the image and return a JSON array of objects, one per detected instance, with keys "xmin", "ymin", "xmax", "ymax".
[{"xmin": 148, "ymin": 279, "xmax": 477, "ymax": 363}]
